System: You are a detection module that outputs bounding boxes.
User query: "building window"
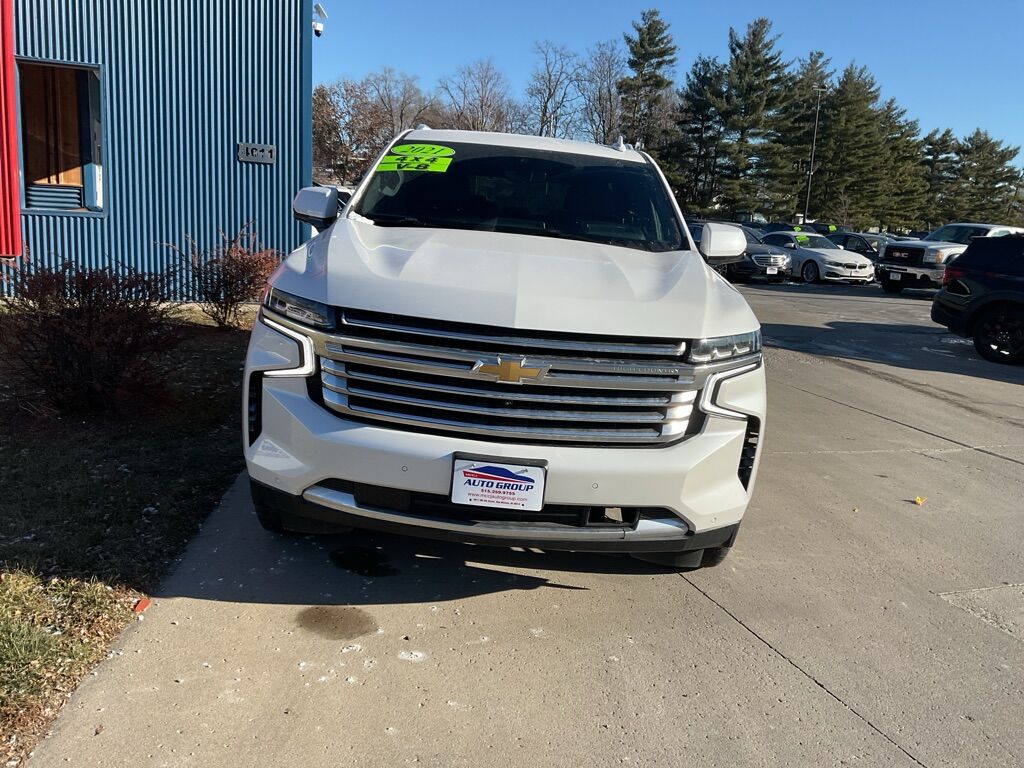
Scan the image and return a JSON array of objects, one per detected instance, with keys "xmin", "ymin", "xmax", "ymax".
[{"xmin": 18, "ymin": 61, "xmax": 102, "ymax": 211}]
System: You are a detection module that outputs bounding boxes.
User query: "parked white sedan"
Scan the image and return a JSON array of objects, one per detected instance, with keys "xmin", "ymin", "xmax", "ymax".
[{"xmin": 762, "ymin": 231, "xmax": 875, "ymax": 284}]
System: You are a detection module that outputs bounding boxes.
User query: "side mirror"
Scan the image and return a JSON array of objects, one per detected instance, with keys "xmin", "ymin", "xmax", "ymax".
[
  {"xmin": 293, "ymin": 186, "xmax": 339, "ymax": 230},
  {"xmin": 783, "ymin": 241, "xmax": 796, "ymax": 249},
  {"xmin": 698, "ymin": 223, "xmax": 747, "ymax": 264},
  {"xmin": 836, "ymin": 244, "xmax": 845, "ymax": 250}
]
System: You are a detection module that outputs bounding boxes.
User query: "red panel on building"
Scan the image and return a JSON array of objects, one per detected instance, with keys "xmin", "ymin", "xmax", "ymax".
[{"xmin": 0, "ymin": 0, "xmax": 21, "ymax": 258}]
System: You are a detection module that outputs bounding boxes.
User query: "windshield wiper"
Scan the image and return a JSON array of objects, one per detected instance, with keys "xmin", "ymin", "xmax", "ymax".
[{"xmin": 359, "ymin": 213, "xmax": 432, "ymax": 227}]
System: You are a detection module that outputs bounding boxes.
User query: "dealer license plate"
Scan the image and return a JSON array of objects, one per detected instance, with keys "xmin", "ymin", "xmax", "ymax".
[
  {"xmin": 890, "ymin": 272, "xmax": 902, "ymax": 281},
  {"xmin": 766, "ymin": 267, "xmax": 778, "ymax": 275},
  {"xmin": 451, "ymin": 457, "xmax": 547, "ymax": 511}
]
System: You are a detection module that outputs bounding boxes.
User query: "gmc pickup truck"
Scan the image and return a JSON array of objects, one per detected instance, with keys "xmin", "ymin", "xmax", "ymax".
[
  {"xmin": 877, "ymin": 222, "xmax": 1024, "ymax": 293},
  {"xmin": 242, "ymin": 130, "xmax": 766, "ymax": 569}
]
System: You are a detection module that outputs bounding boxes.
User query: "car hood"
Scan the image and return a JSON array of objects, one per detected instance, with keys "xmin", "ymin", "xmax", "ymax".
[
  {"xmin": 746, "ymin": 243, "xmax": 789, "ymax": 257},
  {"xmin": 271, "ymin": 219, "xmax": 760, "ymax": 338},
  {"xmin": 801, "ymin": 247, "xmax": 874, "ymax": 266}
]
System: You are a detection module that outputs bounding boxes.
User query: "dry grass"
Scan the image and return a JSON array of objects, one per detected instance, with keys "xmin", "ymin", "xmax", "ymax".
[{"xmin": 0, "ymin": 307, "xmax": 254, "ymax": 765}]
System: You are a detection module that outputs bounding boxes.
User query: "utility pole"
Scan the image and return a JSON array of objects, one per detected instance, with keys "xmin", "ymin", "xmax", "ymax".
[{"xmin": 804, "ymin": 85, "xmax": 827, "ymax": 223}]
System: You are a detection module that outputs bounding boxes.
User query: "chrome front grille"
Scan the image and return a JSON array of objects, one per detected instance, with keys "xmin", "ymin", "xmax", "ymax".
[
  {"xmin": 883, "ymin": 247, "xmax": 924, "ymax": 266},
  {"xmin": 752, "ymin": 254, "xmax": 787, "ymax": 267},
  {"xmin": 311, "ymin": 308, "xmax": 713, "ymax": 445}
]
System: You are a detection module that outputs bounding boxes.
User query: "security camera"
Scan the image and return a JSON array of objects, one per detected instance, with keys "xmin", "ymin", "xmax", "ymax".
[{"xmin": 312, "ymin": 20, "xmax": 324, "ymax": 37}]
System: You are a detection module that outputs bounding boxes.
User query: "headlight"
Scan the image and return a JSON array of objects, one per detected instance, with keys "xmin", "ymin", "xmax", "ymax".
[
  {"xmin": 923, "ymin": 248, "xmax": 956, "ymax": 264},
  {"xmin": 823, "ymin": 259, "xmax": 844, "ymax": 267},
  {"xmin": 688, "ymin": 331, "xmax": 761, "ymax": 364},
  {"xmin": 264, "ymin": 288, "xmax": 335, "ymax": 329}
]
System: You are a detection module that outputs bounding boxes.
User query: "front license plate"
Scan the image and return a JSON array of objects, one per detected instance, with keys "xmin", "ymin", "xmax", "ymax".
[
  {"xmin": 890, "ymin": 272, "xmax": 902, "ymax": 281},
  {"xmin": 451, "ymin": 456, "xmax": 546, "ymax": 511},
  {"xmin": 766, "ymin": 266, "xmax": 778, "ymax": 274}
]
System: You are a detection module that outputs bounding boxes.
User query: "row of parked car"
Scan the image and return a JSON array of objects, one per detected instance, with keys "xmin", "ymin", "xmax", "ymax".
[
  {"xmin": 689, "ymin": 220, "xmax": 881, "ymax": 284},
  {"xmin": 689, "ymin": 218, "xmax": 1024, "ymax": 365},
  {"xmin": 690, "ymin": 220, "xmax": 1024, "ymax": 291}
]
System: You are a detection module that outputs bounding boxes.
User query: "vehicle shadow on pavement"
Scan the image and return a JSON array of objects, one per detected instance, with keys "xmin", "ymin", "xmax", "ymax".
[
  {"xmin": 155, "ymin": 477, "xmax": 674, "ymax": 607},
  {"xmin": 743, "ymin": 281, "xmax": 936, "ymax": 302},
  {"xmin": 761, "ymin": 320, "xmax": 1024, "ymax": 386}
]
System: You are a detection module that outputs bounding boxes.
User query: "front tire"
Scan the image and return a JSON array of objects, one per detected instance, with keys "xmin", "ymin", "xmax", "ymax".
[
  {"xmin": 880, "ymin": 275, "xmax": 904, "ymax": 294},
  {"xmin": 972, "ymin": 306, "xmax": 1024, "ymax": 364},
  {"xmin": 801, "ymin": 261, "xmax": 820, "ymax": 283},
  {"xmin": 632, "ymin": 546, "xmax": 731, "ymax": 570},
  {"xmin": 249, "ymin": 479, "xmax": 289, "ymax": 533}
]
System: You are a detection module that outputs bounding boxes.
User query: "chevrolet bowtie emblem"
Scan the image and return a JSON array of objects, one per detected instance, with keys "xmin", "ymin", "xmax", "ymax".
[{"xmin": 473, "ymin": 356, "xmax": 546, "ymax": 384}]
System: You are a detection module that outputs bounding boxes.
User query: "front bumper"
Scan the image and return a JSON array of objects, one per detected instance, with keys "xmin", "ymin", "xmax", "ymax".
[
  {"xmin": 930, "ymin": 293, "xmax": 970, "ymax": 336},
  {"xmin": 878, "ymin": 263, "xmax": 944, "ymax": 287},
  {"xmin": 820, "ymin": 264, "xmax": 874, "ymax": 282},
  {"xmin": 243, "ymin": 321, "xmax": 767, "ymax": 553},
  {"xmin": 734, "ymin": 262, "xmax": 791, "ymax": 280},
  {"xmin": 250, "ymin": 479, "xmax": 741, "ymax": 553}
]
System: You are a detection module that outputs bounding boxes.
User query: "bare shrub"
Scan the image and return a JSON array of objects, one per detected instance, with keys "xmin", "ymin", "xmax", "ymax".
[
  {"xmin": 175, "ymin": 224, "xmax": 279, "ymax": 329},
  {"xmin": 0, "ymin": 260, "xmax": 181, "ymax": 413}
]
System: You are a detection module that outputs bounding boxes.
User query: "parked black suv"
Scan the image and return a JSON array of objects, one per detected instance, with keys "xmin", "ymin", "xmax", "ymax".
[{"xmin": 931, "ymin": 235, "xmax": 1024, "ymax": 363}]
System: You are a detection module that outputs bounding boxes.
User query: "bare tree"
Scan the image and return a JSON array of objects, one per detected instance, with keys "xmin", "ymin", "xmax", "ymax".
[
  {"xmin": 333, "ymin": 79, "xmax": 392, "ymax": 182},
  {"xmin": 579, "ymin": 40, "xmax": 625, "ymax": 144},
  {"xmin": 312, "ymin": 83, "xmax": 346, "ymax": 181},
  {"xmin": 526, "ymin": 42, "xmax": 581, "ymax": 138},
  {"xmin": 437, "ymin": 59, "xmax": 521, "ymax": 133},
  {"xmin": 362, "ymin": 68, "xmax": 439, "ymax": 134}
]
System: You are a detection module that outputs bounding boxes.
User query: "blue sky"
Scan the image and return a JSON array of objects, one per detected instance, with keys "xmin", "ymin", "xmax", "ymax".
[{"xmin": 312, "ymin": 0, "xmax": 1024, "ymax": 156}]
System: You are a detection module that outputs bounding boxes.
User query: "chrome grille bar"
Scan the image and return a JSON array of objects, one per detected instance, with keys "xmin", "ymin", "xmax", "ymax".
[
  {"xmin": 342, "ymin": 309, "xmax": 687, "ymax": 357},
  {"xmin": 321, "ymin": 362, "xmax": 680, "ymax": 406},
  {"xmin": 262, "ymin": 307, "xmax": 760, "ymax": 445}
]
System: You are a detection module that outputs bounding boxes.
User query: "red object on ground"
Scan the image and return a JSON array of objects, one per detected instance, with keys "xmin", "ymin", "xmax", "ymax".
[
  {"xmin": 133, "ymin": 598, "xmax": 152, "ymax": 614},
  {"xmin": 0, "ymin": 0, "xmax": 21, "ymax": 258}
]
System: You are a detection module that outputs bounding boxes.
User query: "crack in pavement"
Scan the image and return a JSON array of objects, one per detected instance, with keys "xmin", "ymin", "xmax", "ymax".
[
  {"xmin": 766, "ymin": 444, "xmax": 1024, "ymax": 457},
  {"xmin": 679, "ymin": 574, "xmax": 931, "ymax": 768},
  {"xmin": 770, "ymin": 377, "xmax": 1024, "ymax": 469}
]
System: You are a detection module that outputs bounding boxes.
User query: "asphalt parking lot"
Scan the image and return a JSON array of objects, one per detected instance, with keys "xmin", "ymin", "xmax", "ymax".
[{"xmin": 28, "ymin": 283, "xmax": 1024, "ymax": 768}]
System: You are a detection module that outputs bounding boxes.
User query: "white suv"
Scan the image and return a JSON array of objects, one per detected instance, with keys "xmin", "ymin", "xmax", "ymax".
[{"xmin": 243, "ymin": 130, "xmax": 766, "ymax": 568}]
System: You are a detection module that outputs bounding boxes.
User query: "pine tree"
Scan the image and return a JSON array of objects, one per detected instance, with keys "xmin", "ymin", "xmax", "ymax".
[
  {"xmin": 668, "ymin": 56, "xmax": 727, "ymax": 213},
  {"xmin": 718, "ymin": 18, "xmax": 794, "ymax": 217},
  {"xmin": 922, "ymin": 128, "xmax": 959, "ymax": 227},
  {"xmin": 875, "ymin": 99, "xmax": 927, "ymax": 231},
  {"xmin": 618, "ymin": 9, "xmax": 678, "ymax": 150},
  {"xmin": 813, "ymin": 65, "xmax": 885, "ymax": 228},
  {"xmin": 949, "ymin": 130, "xmax": 1020, "ymax": 222}
]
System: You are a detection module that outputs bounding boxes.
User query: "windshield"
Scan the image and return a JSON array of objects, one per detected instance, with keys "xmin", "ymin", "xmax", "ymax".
[
  {"xmin": 742, "ymin": 227, "xmax": 762, "ymax": 245},
  {"xmin": 353, "ymin": 141, "xmax": 684, "ymax": 252},
  {"xmin": 925, "ymin": 225, "xmax": 989, "ymax": 245},
  {"xmin": 794, "ymin": 234, "xmax": 835, "ymax": 249}
]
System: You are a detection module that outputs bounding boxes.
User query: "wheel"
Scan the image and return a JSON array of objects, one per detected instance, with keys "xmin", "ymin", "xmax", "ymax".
[
  {"xmin": 255, "ymin": 502, "xmax": 285, "ymax": 532},
  {"xmin": 972, "ymin": 305, "xmax": 1024, "ymax": 364},
  {"xmin": 631, "ymin": 546, "xmax": 731, "ymax": 570},
  {"xmin": 250, "ymin": 481, "xmax": 290, "ymax": 536},
  {"xmin": 700, "ymin": 546, "xmax": 731, "ymax": 568},
  {"xmin": 880, "ymin": 275, "xmax": 904, "ymax": 294},
  {"xmin": 726, "ymin": 264, "xmax": 745, "ymax": 283},
  {"xmin": 801, "ymin": 260, "xmax": 820, "ymax": 283}
]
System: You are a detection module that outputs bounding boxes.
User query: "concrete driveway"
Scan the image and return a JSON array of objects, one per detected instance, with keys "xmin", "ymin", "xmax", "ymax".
[{"xmin": 28, "ymin": 283, "xmax": 1024, "ymax": 767}]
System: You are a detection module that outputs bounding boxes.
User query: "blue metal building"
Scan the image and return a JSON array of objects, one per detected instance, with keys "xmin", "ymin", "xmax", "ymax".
[{"xmin": 6, "ymin": 0, "xmax": 312, "ymax": 293}]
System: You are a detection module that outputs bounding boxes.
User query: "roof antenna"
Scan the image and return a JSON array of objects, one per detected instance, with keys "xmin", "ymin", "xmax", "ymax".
[
  {"xmin": 613, "ymin": 135, "xmax": 627, "ymax": 152},
  {"xmin": 415, "ymin": 123, "xmax": 431, "ymax": 131}
]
